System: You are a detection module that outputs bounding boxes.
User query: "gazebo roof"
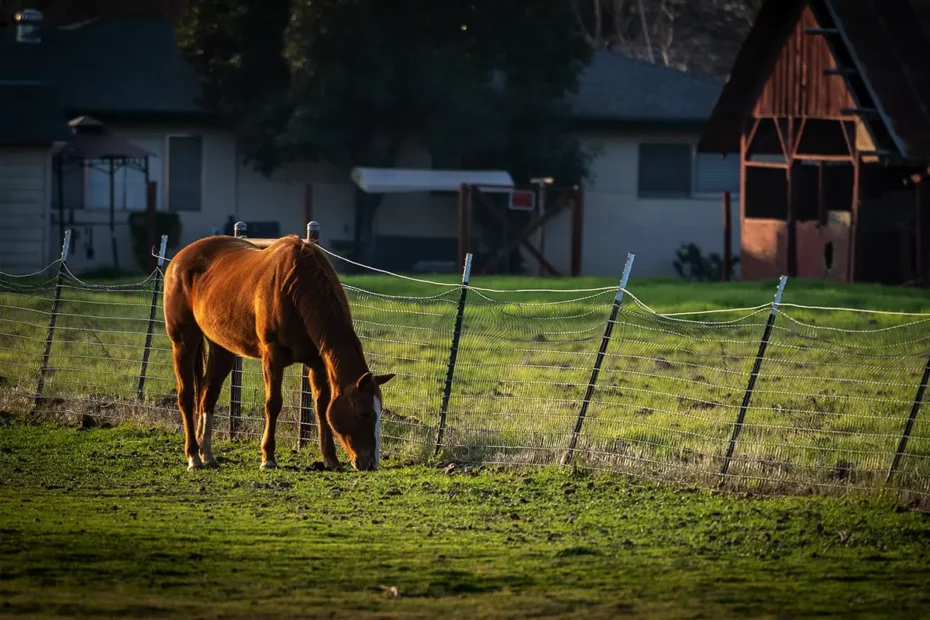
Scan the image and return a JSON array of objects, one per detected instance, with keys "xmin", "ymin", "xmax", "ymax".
[{"xmin": 58, "ymin": 115, "xmax": 153, "ymax": 161}]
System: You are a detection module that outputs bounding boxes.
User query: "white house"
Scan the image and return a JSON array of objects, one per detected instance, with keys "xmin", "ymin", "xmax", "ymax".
[{"xmin": 0, "ymin": 13, "xmax": 739, "ymax": 278}]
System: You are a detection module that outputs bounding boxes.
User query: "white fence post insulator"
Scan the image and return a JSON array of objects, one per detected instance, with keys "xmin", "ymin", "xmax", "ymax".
[
  {"xmin": 434, "ymin": 252, "xmax": 473, "ymax": 456},
  {"xmin": 307, "ymin": 221, "xmax": 320, "ymax": 244},
  {"xmin": 721, "ymin": 275, "xmax": 788, "ymax": 477},
  {"xmin": 137, "ymin": 234, "xmax": 169, "ymax": 401},
  {"xmin": 562, "ymin": 252, "xmax": 635, "ymax": 467},
  {"xmin": 34, "ymin": 230, "xmax": 72, "ymax": 409},
  {"xmin": 234, "ymin": 221, "xmax": 247, "ymax": 238}
]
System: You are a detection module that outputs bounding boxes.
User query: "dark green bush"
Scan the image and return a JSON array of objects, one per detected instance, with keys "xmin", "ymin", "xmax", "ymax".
[{"xmin": 127, "ymin": 212, "xmax": 183, "ymax": 272}]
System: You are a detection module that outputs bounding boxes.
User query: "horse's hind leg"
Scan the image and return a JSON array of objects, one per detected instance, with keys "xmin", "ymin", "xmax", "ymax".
[
  {"xmin": 197, "ymin": 342, "xmax": 235, "ymax": 468},
  {"xmin": 169, "ymin": 332, "xmax": 204, "ymax": 471},
  {"xmin": 259, "ymin": 348, "xmax": 285, "ymax": 470}
]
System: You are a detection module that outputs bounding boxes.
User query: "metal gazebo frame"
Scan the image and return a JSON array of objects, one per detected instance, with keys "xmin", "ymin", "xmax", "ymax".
[{"xmin": 53, "ymin": 116, "xmax": 153, "ymax": 270}]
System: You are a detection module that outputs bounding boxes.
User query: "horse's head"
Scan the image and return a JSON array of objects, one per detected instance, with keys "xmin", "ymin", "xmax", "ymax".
[{"xmin": 328, "ymin": 371, "xmax": 395, "ymax": 471}]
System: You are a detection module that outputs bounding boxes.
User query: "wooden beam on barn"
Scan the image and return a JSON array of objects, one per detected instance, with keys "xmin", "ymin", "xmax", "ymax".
[
  {"xmin": 841, "ymin": 107, "xmax": 879, "ymax": 117},
  {"xmin": 823, "ymin": 67, "xmax": 857, "ymax": 76},
  {"xmin": 804, "ymin": 27, "xmax": 840, "ymax": 35}
]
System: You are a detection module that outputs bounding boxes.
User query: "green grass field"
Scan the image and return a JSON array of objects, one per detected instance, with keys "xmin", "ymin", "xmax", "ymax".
[
  {"xmin": 1, "ymin": 422, "xmax": 930, "ymax": 618},
  {"xmin": 2, "ymin": 267, "xmax": 930, "ymax": 499}
]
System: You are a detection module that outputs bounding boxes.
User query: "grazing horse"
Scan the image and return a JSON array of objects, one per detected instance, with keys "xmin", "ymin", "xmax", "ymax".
[{"xmin": 162, "ymin": 234, "xmax": 394, "ymax": 472}]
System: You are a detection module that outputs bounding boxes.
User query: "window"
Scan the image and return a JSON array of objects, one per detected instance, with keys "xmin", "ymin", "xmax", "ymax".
[
  {"xmin": 694, "ymin": 153, "xmax": 740, "ymax": 196},
  {"xmin": 638, "ymin": 143, "xmax": 693, "ymax": 198},
  {"xmin": 167, "ymin": 136, "xmax": 202, "ymax": 212}
]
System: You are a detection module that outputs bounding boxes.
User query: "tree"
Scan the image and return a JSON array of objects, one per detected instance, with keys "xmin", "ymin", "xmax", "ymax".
[
  {"xmin": 176, "ymin": 0, "xmax": 593, "ymax": 260},
  {"xmin": 573, "ymin": 0, "xmax": 763, "ymax": 77}
]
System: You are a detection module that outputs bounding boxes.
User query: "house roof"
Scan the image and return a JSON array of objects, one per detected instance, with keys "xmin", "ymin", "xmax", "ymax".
[
  {"xmin": 0, "ymin": 18, "xmax": 719, "ymax": 133},
  {"xmin": 698, "ymin": 0, "xmax": 930, "ymax": 160},
  {"xmin": 0, "ymin": 82, "xmax": 71, "ymax": 145},
  {"xmin": 567, "ymin": 50, "xmax": 726, "ymax": 127},
  {"xmin": 0, "ymin": 17, "xmax": 208, "ymax": 122}
]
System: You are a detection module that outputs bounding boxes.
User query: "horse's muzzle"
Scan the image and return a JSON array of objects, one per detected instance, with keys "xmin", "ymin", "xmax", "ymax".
[{"xmin": 353, "ymin": 457, "xmax": 378, "ymax": 471}]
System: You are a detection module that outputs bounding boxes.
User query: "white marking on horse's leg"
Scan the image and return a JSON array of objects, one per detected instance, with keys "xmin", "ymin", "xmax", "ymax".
[
  {"xmin": 201, "ymin": 409, "xmax": 217, "ymax": 465},
  {"xmin": 373, "ymin": 395, "xmax": 382, "ymax": 467},
  {"xmin": 188, "ymin": 455, "xmax": 204, "ymax": 470}
]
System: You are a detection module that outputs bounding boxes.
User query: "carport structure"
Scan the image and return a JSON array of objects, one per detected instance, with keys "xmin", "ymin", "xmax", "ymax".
[{"xmin": 351, "ymin": 167, "xmax": 584, "ymax": 276}]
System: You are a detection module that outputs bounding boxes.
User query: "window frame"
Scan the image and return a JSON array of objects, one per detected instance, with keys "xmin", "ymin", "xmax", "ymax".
[
  {"xmin": 636, "ymin": 142, "xmax": 695, "ymax": 199},
  {"xmin": 165, "ymin": 133, "xmax": 204, "ymax": 213}
]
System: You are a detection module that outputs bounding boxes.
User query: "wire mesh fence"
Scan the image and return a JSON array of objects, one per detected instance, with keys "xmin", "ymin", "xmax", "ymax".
[{"xmin": 1, "ymin": 236, "xmax": 929, "ymax": 502}]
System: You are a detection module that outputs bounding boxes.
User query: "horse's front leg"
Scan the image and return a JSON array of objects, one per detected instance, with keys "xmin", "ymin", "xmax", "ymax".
[
  {"xmin": 307, "ymin": 359, "xmax": 341, "ymax": 471},
  {"xmin": 260, "ymin": 348, "xmax": 285, "ymax": 470}
]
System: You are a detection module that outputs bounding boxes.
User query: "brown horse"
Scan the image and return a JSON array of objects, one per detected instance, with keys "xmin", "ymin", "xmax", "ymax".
[{"xmin": 162, "ymin": 234, "xmax": 394, "ymax": 472}]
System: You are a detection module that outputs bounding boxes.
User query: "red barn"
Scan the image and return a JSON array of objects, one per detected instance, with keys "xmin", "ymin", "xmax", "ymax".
[{"xmin": 698, "ymin": 0, "xmax": 930, "ymax": 285}]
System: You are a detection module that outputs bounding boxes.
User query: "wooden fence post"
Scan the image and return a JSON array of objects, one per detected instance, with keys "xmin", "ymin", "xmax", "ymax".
[
  {"xmin": 723, "ymin": 190, "xmax": 732, "ymax": 281},
  {"xmin": 136, "ymin": 235, "xmax": 168, "ymax": 401},
  {"xmin": 34, "ymin": 230, "xmax": 71, "ymax": 409}
]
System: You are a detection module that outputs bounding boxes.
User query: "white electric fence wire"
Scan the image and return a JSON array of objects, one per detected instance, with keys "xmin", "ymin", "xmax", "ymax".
[{"xmin": 2, "ymin": 253, "xmax": 930, "ymax": 503}]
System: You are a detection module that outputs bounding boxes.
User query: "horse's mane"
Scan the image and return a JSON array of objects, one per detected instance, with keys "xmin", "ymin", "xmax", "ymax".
[{"xmin": 280, "ymin": 237, "xmax": 365, "ymax": 366}]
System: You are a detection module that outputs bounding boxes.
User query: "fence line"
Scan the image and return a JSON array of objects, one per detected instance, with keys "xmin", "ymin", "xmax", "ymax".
[{"xmin": 1, "ymin": 226, "xmax": 930, "ymax": 502}]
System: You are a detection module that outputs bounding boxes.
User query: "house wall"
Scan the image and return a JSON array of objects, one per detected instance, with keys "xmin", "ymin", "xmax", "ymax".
[
  {"xmin": 0, "ymin": 147, "xmax": 51, "ymax": 274},
  {"xmin": 536, "ymin": 132, "xmax": 741, "ymax": 279},
  {"xmin": 43, "ymin": 126, "xmax": 738, "ymax": 280},
  {"xmin": 49, "ymin": 124, "xmax": 361, "ymax": 274},
  {"xmin": 50, "ymin": 124, "xmax": 237, "ymax": 273}
]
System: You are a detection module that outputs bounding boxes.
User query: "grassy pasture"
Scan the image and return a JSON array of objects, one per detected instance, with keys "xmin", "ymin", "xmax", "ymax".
[
  {"xmin": 1, "ymin": 267, "xmax": 930, "ymax": 498},
  {"xmin": 1, "ymin": 423, "xmax": 930, "ymax": 618}
]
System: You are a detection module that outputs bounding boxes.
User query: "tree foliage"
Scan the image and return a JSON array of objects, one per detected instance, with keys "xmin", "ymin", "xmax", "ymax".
[{"xmin": 176, "ymin": 0, "xmax": 594, "ymax": 186}]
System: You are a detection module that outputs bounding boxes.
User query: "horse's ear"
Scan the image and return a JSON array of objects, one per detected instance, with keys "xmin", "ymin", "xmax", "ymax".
[
  {"xmin": 355, "ymin": 372, "xmax": 395, "ymax": 391},
  {"xmin": 355, "ymin": 372, "xmax": 376, "ymax": 391}
]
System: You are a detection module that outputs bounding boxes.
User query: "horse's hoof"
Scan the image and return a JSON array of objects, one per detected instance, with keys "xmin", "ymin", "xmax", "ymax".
[
  {"xmin": 203, "ymin": 459, "xmax": 220, "ymax": 469},
  {"xmin": 187, "ymin": 459, "xmax": 205, "ymax": 471},
  {"xmin": 260, "ymin": 460, "xmax": 278, "ymax": 470}
]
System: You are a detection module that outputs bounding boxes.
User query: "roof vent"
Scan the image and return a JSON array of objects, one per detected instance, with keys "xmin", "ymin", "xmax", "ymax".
[{"xmin": 15, "ymin": 9, "xmax": 43, "ymax": 44}]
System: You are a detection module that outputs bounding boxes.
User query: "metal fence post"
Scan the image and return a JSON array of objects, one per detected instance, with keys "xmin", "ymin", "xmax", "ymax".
[
  {"xmin": 562, "ymin": 253, "xmax": 635, "ymax": 467},
  {"xmin": 34, "ymin": 230, "xmax": 71, "ymax": 409},
  {"xmin": 720, "ymin": 276, "xmax": 788, "ymax": 476},
  {"xmin": 886, "ymin": 354, "xmax": 930, "ymax": 484},
  {"xmin": 136, "ymin": 235, "xmax": 168, "ymax": 401},
  {"xmin": 434, "ymin": 252, "xmax": 473, "ymax": 456},
  {"xmin": 229, "ymin": 222, "xmax": 246, "ymax": 438},
  {"xmin": 298, "ymin": 220, "xmax": 321, "ymax": 449}
]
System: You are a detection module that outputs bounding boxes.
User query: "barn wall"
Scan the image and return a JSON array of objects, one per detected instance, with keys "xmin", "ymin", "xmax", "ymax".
[
  {"xmin": 753, "ymin": 7, "xmax": 856, "ymax": 119},
  {"xmin": 0, "ymin": 147, "xmax": 51, "ymax": 274},
  {"xmin": 741, "ymin": 218, "xmax": 788, "ymax": 280},
  {"xmin": 796, "ymin": 216, "xmax": 851, "ymax": 281}
]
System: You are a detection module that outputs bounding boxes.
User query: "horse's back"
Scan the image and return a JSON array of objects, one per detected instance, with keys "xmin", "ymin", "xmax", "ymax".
[{"xmin": 163, "ymin": 234, "xmax": 323, "ymax": 355}]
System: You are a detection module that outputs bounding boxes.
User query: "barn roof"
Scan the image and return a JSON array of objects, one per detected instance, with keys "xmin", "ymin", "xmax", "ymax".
[{"xmin": 698, "ymin": 0, "xmax": 930, "ymax": 161}]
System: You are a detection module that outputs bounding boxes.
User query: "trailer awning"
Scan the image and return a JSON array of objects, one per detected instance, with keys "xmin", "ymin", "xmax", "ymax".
[{"xmin": 350, "ymin": 167, "xmax": 515, "ymax": 193}]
